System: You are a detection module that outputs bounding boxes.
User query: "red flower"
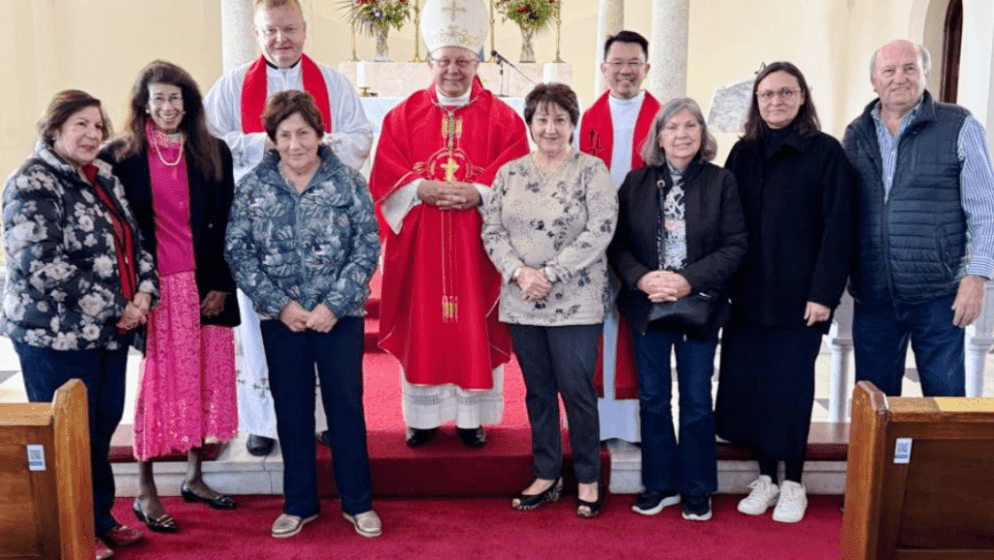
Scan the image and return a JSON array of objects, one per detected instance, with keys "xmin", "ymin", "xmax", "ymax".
[{"xmin": 517, "ymin": 4, "xmax": 531, "ymax": 14}]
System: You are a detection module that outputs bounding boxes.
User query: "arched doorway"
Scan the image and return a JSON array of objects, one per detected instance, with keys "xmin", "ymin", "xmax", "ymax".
[{"xmin": 939, "ymin": 0, "xmax": 962, "ymax": 102}]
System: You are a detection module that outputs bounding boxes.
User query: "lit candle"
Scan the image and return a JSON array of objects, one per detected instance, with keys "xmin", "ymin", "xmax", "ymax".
[{"xmin": 356, "ymin": 61, "xmax": 370, "ymax": 88}]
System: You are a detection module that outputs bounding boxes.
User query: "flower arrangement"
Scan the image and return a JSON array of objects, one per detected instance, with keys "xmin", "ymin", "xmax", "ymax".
[
  {"xmin": 341, "ymin": 0, "xmax": 411, "ymax": 35},
  {"xmin": 496, "ymin": 0, "xmax": 559, "ymax": 30}
]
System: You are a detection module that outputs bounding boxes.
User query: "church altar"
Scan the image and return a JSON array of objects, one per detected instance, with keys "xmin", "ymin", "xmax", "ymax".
[{"xmin": 340, "ymin": 61, "xmax": 572, "ymax": 99}]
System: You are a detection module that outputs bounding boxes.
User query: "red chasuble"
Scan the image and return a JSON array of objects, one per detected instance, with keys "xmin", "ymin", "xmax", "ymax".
[
  {"xmin": 240, "ymin": 54, "xmax": 332, "ymax": 133},
  {"xmin": 579, "ymin": 90, "xmax": 660, "ymax": 400},
  {"xmin": 370, "ymin": 79, "xmax": 529, "ymax": 390}
]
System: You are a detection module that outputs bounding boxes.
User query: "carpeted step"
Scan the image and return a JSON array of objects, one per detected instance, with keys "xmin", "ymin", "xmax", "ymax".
[{"xmin": 364, "ymin": 316, "xmax": 382, "ymax": 353}]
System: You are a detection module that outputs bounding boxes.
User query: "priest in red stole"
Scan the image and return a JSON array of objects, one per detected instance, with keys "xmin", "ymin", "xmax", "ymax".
[
  {"xmin": 203, "ymin": 0, "xmax": 373, "ymax": 457},
  {"xmin": 579, "ymin": 30, "xmax": 660, "ymax": 444},
  {"xmin": 370, "ymin": 0, "xmax": 528, "ymax": 448}
]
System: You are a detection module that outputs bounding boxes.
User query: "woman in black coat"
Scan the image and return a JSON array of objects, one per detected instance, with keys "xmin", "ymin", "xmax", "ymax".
[
  {"xmin": 104, "ymin": 61, "xmax": 240, "ymax": 532},
  {"xmin": 716, "ymin": 61, "xmax": 854, "ymax": 524},
  {"xmin": 609, "ymin": 98, "xmax": 746, "ymax": 522}
]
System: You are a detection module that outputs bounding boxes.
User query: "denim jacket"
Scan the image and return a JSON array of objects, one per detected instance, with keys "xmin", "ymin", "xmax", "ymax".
[
  {"xmin": 225, "ymin": 145, "xmax": 379, "ymax": 319},
  {"xmin": 2, "ymin": 141, "xmax": 159, "ymax": 350}
]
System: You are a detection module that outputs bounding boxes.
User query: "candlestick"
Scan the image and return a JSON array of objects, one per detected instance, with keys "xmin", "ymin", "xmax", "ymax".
[
  {"xmin": 554, "ymin": 2, "xmax": 564, "ymax": 63},
  {"xmin": 410, "ymin": 0, "xmax": 423, "ymax": 62},
  {"xmin": 488, "ymin": 0, "xmax": 496, "ymax": 62}
]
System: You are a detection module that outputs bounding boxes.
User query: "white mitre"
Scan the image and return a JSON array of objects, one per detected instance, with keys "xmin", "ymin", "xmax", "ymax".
[{"xmin": 420, "ymin": 0, "xmax": 488, "ymax": 55}]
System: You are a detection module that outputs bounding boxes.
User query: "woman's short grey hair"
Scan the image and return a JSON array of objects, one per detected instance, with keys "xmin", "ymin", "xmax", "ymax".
[{"xmin": 640, "ymin": 97, "xmax": 717, "ymax": 167}]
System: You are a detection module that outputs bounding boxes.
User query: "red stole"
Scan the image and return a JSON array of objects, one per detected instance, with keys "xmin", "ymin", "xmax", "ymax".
[
  {"xmin": 579, "ymin": 91, "xmax": 659, "ymax": 401},
  {"xmin": 580, "ymin": 90, "xmax": 661, "ymax": 171},
  {"xmin": 370, "ymin": 80, "xmax": 529, "ymax": 390},
  {"xmin": 240, "ymin": 54, "xmax": 332, "ymax": 133}
]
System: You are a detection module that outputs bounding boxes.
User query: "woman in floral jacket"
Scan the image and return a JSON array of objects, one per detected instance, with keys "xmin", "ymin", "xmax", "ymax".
[
  {"xmin": 1, "ymin": 89, "xmax": 158, "ymax": 560},
  {"xmin": 224, "ymin": 91, "xmax": 381, "ymax": 540}
]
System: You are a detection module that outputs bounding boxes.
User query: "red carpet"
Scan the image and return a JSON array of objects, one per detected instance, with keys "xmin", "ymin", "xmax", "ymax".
[{"xmin": 110, "ymin": 494, "xmax": 842, "ymax": 560}]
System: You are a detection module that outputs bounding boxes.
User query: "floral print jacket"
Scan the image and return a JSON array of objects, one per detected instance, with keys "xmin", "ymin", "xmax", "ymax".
[
  {"xmin": 225, "ymin": 145, "xmax": 379, "ymax": 320},
  {"xmin": 2, "ymin": 142, "xmax": 159, "ymax": 351}
]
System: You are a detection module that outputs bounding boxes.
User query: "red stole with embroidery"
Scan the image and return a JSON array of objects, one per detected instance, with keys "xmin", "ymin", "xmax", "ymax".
[
  {"xmin": 240, "ymin": 54, "xmax": 332, "ymax": 133},
  {"xmin": 579, "ymin": 90, "xmax": 660, "ymax": 171}
]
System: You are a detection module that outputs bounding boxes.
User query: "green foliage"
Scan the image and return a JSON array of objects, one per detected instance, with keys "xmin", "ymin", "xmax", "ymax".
[{"xmin": 340, "ymin": 0, "xmax": 411, "ymax": 35}]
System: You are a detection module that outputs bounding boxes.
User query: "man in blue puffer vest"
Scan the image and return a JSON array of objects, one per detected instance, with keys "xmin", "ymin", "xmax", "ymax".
[{"xmin": 843, "ymin": 39, "xmax": 994, "ymax": 397}]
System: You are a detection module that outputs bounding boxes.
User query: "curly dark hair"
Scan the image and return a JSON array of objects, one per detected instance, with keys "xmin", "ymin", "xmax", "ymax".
[{"xmin": 116, "ymin": 60, "xmax": 223, "ymax": 181}]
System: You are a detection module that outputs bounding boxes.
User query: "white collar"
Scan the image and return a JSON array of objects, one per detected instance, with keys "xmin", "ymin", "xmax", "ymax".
[{"xmin": 436, "ymin": 86, "xmax": 472, "ymax": 107}]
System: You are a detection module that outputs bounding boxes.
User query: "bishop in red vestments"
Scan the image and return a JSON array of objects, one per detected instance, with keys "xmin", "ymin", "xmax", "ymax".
[{"xmin": 370, "ymin": 0, "xmax": 528, "ymax": 448}]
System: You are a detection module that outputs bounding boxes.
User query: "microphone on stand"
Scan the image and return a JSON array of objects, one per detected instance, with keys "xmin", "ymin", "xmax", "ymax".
[{"xmin": 491, "ymin": 50, "xmax": 536, "ymax": 86}]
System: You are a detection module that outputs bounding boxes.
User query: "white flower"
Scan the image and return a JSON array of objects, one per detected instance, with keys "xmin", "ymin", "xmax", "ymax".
[
  {"xmin": 51, "ymin": 332, "xmax": 78, "ymax": 350},
  {"xmin": 77, "ymin": 214, "xmax": 94, "ymax": 232},
  {"xmin": 78, "ymin": 293, "xmax": 107, "ymax": 317},
  {"xmin": 84, "ymin": 233, "xmax": 97, "ymax": 247},
  {"xmin": 93, "ymin": 255, "xmax": 115, "ymax": 278},
  {"xmin": 81, "ymin": 324, "xmax": 101, "ymax": 341}
]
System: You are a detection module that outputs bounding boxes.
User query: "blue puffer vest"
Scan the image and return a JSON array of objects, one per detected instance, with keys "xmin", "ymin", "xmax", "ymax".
[{"xmin": 843, "ymin": 91, "xmax": 969, "ymax": 305}]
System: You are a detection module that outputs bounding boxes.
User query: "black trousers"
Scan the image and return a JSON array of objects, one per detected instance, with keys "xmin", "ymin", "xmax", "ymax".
[{"xmin": 509, "ymin": 323, "xmax": 602, "ymax": 483}]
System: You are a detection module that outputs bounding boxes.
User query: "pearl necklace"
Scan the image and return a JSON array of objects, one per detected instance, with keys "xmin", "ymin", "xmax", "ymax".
[{"xmin": 151, "ymin": 134, "xmax": 184, "ymax": 167}]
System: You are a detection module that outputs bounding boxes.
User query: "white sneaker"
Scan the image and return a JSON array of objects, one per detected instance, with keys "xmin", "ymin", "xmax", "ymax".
[
  {"xmin": 772, "ymin": 480, "xmax": 808, "ymax": 523},
  {"xmin": 737, "ymin": 475, "xmax": 779, "ymax": 516}
]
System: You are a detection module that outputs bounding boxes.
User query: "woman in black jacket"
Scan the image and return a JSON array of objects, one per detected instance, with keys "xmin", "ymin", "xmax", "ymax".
[
  {"xmin": 104, "ymin": 60, "xmax": 240, "ymax": 532},
  {"xmin": 716, "ymin": 61, "xmax": 854, "ymax": 524},
  {"xmin": 609, "ymin": 97, "xmax": 746, "ymax": 522}
]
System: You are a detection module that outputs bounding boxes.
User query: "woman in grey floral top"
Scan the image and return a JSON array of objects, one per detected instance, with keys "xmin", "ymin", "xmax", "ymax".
[
  {"xmin": 2, "ymin": 90, "xmax": 158, "ymax": 557},
  {"xmin": 483, "ymin": 83, "xmax": 617, "ymax": 518},
  {"xmin": 224, "ymin": 91, "xmax": 381, "ymax": 540}
]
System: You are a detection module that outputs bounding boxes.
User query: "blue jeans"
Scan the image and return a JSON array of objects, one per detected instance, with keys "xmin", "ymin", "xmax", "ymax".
[
  {"xmin": 853, "ymin": 295, "xmax": 965, "ymax": 396},
  {"xmin": 259, "ymin": 316, "xmax": 373, "ymax": 518},
  {"xmin": 15, "ymin": 342, "xmax": 128, "ymax": 537},
  {"xmin": 509, "ymin": 323, "xmax": 602, "ymax": 483},
  {"xmin": 632, "ymin": 327, "xmax": 718, "ymax": 498}
]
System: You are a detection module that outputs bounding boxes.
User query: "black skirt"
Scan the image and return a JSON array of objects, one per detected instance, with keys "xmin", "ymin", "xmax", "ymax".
[{"xmin": 715, "ymin": 324, "xmax": 822, "ymax": 460}]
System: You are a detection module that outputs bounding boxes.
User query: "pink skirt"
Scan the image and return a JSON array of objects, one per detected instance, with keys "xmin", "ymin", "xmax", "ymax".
[{"xmin": 132, "ymin": 271, "xmax": 237, "ymax": 461}]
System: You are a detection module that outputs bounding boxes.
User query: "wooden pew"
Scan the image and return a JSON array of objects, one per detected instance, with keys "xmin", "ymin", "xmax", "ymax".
[
  {"xmin": 841, "ymin": 381, "xmax": 994, "ymax": 559},
  {"xmin": 0, "ymin": 379, "xmax": 93, "ymax": 560}
]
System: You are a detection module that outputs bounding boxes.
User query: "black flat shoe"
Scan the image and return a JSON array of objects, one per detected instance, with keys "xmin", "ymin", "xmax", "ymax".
[
  {"xmin": 457, "ymin": 426, "xmax": 487, "ymax": 447},
  {"xmin": 405, "ymin": 427, "xmax": 438, "ymax": 447},
  {"xmin": 180, "ymin": 483, "xmax": 237, "ymax": 510},
  {"xmin": 577, "ymin": 483, "xmax": 604, "ymax": 519},
  {"xmin": 246, "ymin": 434, "xmax": 275, "ymax": 456},
  {"xmin": 511, "ymin": 477, "xmax": 563, "ymax": 511},
  {"xmin": 133, "ymin": 499, "xmax": 178, "ymax": 533}
]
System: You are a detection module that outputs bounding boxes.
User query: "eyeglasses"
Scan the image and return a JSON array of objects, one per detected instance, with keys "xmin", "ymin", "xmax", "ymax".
[
  {"xmin": 605, "ymin": 61, "xmax": 645, "ymax": 70},
  {"xmin": 757, "ymin": 88, "xmax": 802, "ymax": 102},
  {"xmin": 150, "ymin": 95, "xmax": 183, "ymax": 107},
  {"xmin": 257, "ymin": 25, "xmax": 302, "ymax": 38},
  {"xmin": 430, "ymin": 58, "xmax": 476, "ymax": 69}
]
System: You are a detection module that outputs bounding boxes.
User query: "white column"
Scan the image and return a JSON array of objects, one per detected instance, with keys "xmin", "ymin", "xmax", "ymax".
[
  {"xmin": 965, "ymin": 283, "xmax": 994, "ymax": 397},
  {"xmin": 649, "ymin": 0, "xmax": 689, "ymax": 103},
  {"xmin": 220, "ymin": 0, "xmax": 257, "ymax": 73},
  {"xmin": 593, "ymin": 0, "xmax": 624, "ymax": 98},
  {"xmin": 828, "ymin": 292, "xmax": 855, "ymax": 422}
]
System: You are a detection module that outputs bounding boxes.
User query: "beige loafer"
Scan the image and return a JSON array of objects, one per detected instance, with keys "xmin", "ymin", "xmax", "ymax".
[
  {"xmin": 271, "ymin": 512, "xmax": 318, "ymax": 538},
  {"xmin": 342, "ymin": 510, "xmax": 382, "ymax": 538}
]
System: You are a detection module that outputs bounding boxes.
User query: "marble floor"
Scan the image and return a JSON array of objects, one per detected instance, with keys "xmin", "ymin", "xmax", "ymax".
[{"xmin": 3, "ymin": 336, "xmax": 992, "ymax": 497}]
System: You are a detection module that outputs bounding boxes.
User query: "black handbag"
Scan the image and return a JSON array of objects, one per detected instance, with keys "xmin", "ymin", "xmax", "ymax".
[{"xmin": 647, "ymin": 291, "xmax": 720, "ymax": 338}]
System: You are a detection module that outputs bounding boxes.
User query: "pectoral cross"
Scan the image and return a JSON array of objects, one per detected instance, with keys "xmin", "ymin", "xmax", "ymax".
[
  {"xmin": 442, "ymin": 156, "xmax": 460, "ymax": 183},
  {"xmin": 443, "ymin": 0, "xmax": 465, "ymax": 19}
]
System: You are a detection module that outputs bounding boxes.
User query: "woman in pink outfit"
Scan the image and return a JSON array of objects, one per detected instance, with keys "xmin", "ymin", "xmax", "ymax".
[{"xmin": 103, "ymin": 60, "xmax": 240, "ymax": 532}]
